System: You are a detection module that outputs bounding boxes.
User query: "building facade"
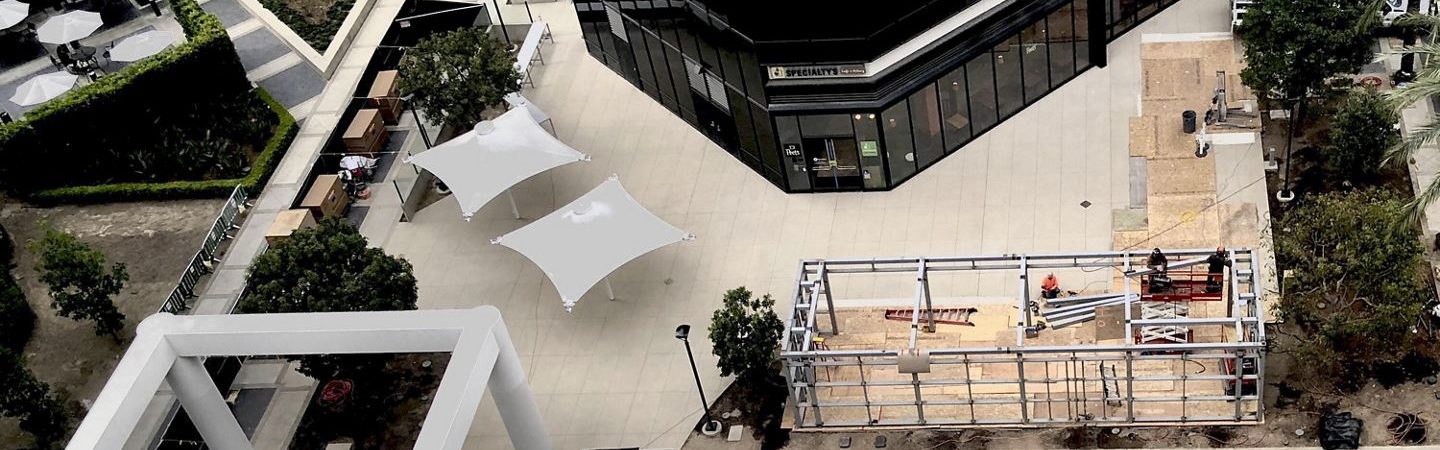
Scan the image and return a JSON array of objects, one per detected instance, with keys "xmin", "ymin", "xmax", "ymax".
[{"xmin": 576, "ymin": 0, "xmax": 1178, "ymax": 192}]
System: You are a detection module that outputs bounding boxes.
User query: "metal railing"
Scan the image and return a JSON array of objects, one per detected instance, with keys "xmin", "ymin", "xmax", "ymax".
[{"xmin": 158, "ymin": 186, "xmax": 250, "ymax": 314}]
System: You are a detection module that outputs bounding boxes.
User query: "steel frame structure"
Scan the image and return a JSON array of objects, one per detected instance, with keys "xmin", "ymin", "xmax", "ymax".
[{"xmin": 782, "ymin": 249, "xmax": 1266, "ymax": 428}]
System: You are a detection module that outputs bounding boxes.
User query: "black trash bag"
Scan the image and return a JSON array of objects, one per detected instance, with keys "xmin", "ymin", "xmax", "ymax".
[{"xmin": 1321, "ymin": 412, "xmax": 1364, "ymax": 450}]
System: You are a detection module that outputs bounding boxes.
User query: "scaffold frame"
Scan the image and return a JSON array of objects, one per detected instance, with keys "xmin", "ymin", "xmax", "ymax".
[{"xmin": 782, "ymin": 249, "xmax": 1266, "ymax": 429}]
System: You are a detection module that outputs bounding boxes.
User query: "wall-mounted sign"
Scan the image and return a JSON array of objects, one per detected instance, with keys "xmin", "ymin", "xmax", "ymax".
[
  {"xmin": 767, "ymin": 64, "xmax": 868, "ymax": 80},
  {"xmin": 783, "ymin": 143, "xmax": 801, "ymax": 157},
  {"xmin": 859, "ymin": 140, "xmax": 879, "ymax": 157}
]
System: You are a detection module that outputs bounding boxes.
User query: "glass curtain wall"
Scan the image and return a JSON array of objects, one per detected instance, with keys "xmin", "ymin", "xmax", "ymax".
[{"xmin": 578, "ymin": 0, "xmax": 1175, "ymax": 192}]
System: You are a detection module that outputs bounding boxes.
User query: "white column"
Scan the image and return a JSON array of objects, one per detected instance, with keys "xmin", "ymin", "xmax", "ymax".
[
  {"xmin": 488, "ymin": 320, "xmax": 551, "ymax": 450},
  {"xmin": 604, "ymin": 278, "xmax": 616, "ymax": 300},
  {"xmin": 506, "ymin": 190, "xmax": 521, "ymax": 219},
  {"xmin": 166, "ymin": 357, "xmax": 253, "ymax": 450}
]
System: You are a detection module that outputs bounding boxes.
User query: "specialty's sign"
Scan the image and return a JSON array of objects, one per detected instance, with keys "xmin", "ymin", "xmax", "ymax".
[{"xmin": 767, "ymin": 64, "xmax": 868, "ymax": 80}]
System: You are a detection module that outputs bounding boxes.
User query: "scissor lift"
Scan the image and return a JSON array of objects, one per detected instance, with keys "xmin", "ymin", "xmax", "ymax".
[{"xmin": 1136, "ymin": 269, "xmax": 1222, "ymax": 345}]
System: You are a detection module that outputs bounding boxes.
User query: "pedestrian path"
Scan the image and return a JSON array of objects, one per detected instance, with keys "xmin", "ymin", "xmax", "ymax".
[{"xmin": 202, "ymin": 0, "xmax": 324, "ymax": 120}]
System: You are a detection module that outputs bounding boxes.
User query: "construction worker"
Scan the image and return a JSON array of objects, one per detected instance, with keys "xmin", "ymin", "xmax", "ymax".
[
  {"xmin": 1206, "ymin": 246, "xmax": 1231, "ymax": 293},
  {"xmin": 1041, "ymin": 273, "xmax": 1061, "ymax": 299},
  {"xmin": 1147, "ymin": 248, "xmax": 1171, "ymax": 294}
]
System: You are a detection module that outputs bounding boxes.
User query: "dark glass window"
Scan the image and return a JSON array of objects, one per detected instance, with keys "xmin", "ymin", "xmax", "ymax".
[
  {"xmin": 1021, "ymin": 20, "xmax": 1050, "ymax": 104},
  {"xmin": 718, "ymin": 46, "xmax": 745, "ymax": 92},
  {"xmin": 739, "ymin": 51, "xmax": 767, "ymax": 102},
  {"xmin": 881, "ymin": 101, "xmax": 916, "ymax": 183},
  {"xmin": 1047, "ymin": 3, "xmax": 1078, "ymax": 87},
  {"xmin": 753, "ymin": 102, "xmax": 782, "ymax": 177},
  {"xmin": 993, "ymin": 35, "xmax": 1024, "ymax": 118},
  {"xmin": 966, "ymin": 50, "xmax": 998, "ymax": 133},
  {"xmin": 938, "ymin": 65, "xmax": 971, "ymax": 151},
  {"xmin": 732, "ymin": 90, "xmax": 759, "ymax": 159},
  {"xmin": 630, "ymin": 27, "xmax": 658, "ymax": 98},
  {"xmin": 643, "ymin": 32, "xmax": 677, "ymax": 107},
  {"xmin": 853, "ymin": 113, "xmax": 885, "ymax": 189},
  {"xmin": 909, "ymin": 86, "xmax": 943, "ymax": 168},
  {"xmin": 664, "ymin": 46, "xmax": 696, "ymax": 116},
  {"xmin": 776, "ymin": 116, "xmax": 809, "ymax": 191},
  {"xmin": 1075, "ymin": 0, "xmax": 1092, "ymax": 70}
]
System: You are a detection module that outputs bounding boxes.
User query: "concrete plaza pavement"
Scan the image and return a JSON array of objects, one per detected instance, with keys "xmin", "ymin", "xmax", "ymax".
[{"xmin": 372, "ymin": 1, "xmax": 1235, "ymax": 448}]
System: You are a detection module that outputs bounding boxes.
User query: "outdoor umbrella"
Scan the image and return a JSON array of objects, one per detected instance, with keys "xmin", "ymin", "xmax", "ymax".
[
  {"xmin": 404, "ymin": 107, "xmax": 589, "ymax": 220},
  {"xmin": 491, "ymin": 176, "xmax": 692, "ymax": 312},
  {"xmin": 0, "ymin": 0, "xmax": 28, "ymax": 30},
  {"xmin": 108, "ymin": 30, "xmax": 179, "ymax": 62},
  {"xmin": 9, "ymin": 71, "xmax": 77, "ymax": 106},
  {"xmin": 36, "ymin": 10, "xmax": 102, "ymax": 44}
]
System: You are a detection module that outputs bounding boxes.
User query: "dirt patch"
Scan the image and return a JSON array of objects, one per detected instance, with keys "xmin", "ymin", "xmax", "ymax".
[
  {"xmin": 287, "ymin": 353, "xmax": 449, "ymax": 449},
  {"xmin": 283, "ymin": 0, "xmax": 340, "ymax": 25},
  {"xmin": 0, "ymin": 199, "xmax": 223, "ymax": 448}
]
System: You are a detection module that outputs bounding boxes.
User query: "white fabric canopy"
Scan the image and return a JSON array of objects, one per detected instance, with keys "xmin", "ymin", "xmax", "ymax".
[
  {"xmin": 504, "ymin": 92, "xmax": 550, "ymax": 126},
  {"xmin": 493, "ymin": 177, "xmax": 690, "ymax": 312},
  {"xmin": 10, "ymin": 71, "xmax": 77, "ymax": 106},
  {"xmin": 37, "ymin": 10, "xmax": 101, "ymax": 44},
  {"xmin": 405, "ymin": 107, "xmax": 588, "ymax": 220},
  {"xmin": 109, "ymin": 29, "xmax": 179, "ymax": 62},
  {"xmin": 0, "ymin": 0, "xmax": 28, "ymax": 30}
]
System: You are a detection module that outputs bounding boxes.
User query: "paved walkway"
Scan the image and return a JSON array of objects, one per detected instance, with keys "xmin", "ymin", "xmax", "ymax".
[
  {"xmin": 364, "ymin": 1, "xmax": 1236, "ymax": 449},
  {"xmin": 201, "ymin": 0, "xmax": 325, "ymax": 119}
]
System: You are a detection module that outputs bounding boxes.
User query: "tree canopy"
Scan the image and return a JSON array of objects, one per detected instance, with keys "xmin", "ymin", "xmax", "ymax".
[
  {"xmin": 708, "ymin": 287, "xmax": 785, "ymax": 381},
  {"xmin": 1235, "ymin": 0, "xmax": 1375, "ymax": 101},
  {"xmin": 398, "ymin": 27, "xmax": 522, "ymax": 130},
  {"xmin": 1326, "ymin": 87, "xmax": 1399, "ymax": 178},
  {"xmin": 0, "ymin": 349, "xmax": 69, "ymax": 448},
  {"xmin": 1274, "ymin": 189, "xmax": 1430, "ymax": 385},
  {"xmin": 30, "ymin": 229, "xmax": 127, "ymax": 340}
]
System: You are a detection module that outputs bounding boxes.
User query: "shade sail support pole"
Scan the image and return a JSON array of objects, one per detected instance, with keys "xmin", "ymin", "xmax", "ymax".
[
  {"xmin": 507, "ymin": 189, "xmax": 521, "ymax": 219},
  {"xmin": 605, "ymin": 278, "xmax": 615, "ymax": 300}
]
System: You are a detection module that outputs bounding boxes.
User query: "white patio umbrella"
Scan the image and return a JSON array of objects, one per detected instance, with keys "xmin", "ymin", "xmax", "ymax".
[
  {"xmin": 0, "ymin": 0, "xmax": 29, "ymax": 30},
  {"xmin": 404, "ymin": 107, "xmax": 588, "ymax": 220},
  {"xmin": 9, "ymin": 71, "xmax": 77, "ymax": 106},
  {"xmin": 491, "ymin": 176, "xmax": 692, "ymax": 312},
  {"xmin": 108, "ymin": 30, "xmax": 179, "ymax": 62},
  {"xmin": 36, "ymin": 10, "xmax": 102, "ymax": 44}
]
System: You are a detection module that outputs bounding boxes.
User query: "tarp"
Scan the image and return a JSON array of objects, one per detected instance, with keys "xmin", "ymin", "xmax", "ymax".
[
  {"xmin": 492, "ymin": 177, "xmax": 690, "ymax": 312},
  {"xmin": 405, "ymin": 107, "xmax": 588, "ymax": 219}
]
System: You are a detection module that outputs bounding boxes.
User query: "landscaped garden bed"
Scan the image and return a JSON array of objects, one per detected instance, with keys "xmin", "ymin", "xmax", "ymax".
[{"xmin": 259, "ymin": 0, "xmax": 355, "ymax": 52}]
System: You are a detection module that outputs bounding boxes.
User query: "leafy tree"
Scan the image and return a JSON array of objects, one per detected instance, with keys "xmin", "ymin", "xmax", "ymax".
[
  {"xmin": 1383, "ymin": 14, "xmax": 1440, "ymax": 220},
  {"xmin": 708, "ymin": 287, "xmax": 785, "ymax": 382},
  {"xmin": 0, "ymin": 273, "xmax": 36, "ymax": 352},
  {"xmin": 239, "ymin": 218, "xmax": 418, "ymax": 380},
  {"xmin": 30, "ymin": 229, "xmax": 127, "ymax": 341},
  {"xmin": 1235, "ymin": 0, "xmax": 1375, "ymax": 102},
  {"xmin": 1274, "ymin": 190, "xmax": 1429, "ymax": 385},
  {"xmin": 1326, "ymin": 88, "xmax": 1398, "ymax": 178},
  {"xmin": 0, "ymin": 349, "xmax": 70, "ymax": 448},
  {"xmin": 398, "ymin": 27, "xmax": 522, "ymax": 130}
]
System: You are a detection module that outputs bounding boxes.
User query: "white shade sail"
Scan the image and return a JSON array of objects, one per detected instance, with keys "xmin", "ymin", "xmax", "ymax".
[
  {"xmin": 504, "ymin": 92, "xmax": 550, "ymax": 126},
  {"xmin": 493, "ymin": 177, "xmax": 691, "ymax": 312},
  {"xmin": 37, "ymin": 10, "xmax": 101, "ymax": 44},
  {"xmin": 10, "ymin": 71, "xmax": 77, "ymax": 106},
  {"xmin": 109, "ymin": 29, "xmax": 179, "ymax": 62},
  {"xmin": 0, "ymin": 0, "xmax": 28, "ymax": 30},
  {"xmin": 405, "ymin": 107, "xmax": 588, "ymax": 220}
]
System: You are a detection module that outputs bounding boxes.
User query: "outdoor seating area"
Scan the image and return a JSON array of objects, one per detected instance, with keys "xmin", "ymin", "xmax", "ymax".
[{"xmin": 0, "ymin": 0, "xmax": 181, "ymax": 117}]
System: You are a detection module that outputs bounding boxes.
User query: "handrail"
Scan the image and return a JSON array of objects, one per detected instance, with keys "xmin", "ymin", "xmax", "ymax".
[{"xmin": 157, "ymin": 185, "xmax": 250, "ymax": 314}]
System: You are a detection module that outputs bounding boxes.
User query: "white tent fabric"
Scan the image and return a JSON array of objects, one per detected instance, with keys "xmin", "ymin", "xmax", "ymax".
[
  {"xmin": 493, "ymin": 177, "xmax": 690, "ymax": 312},
  {"xmin": 504, "ymin": 92, "xmax": 550, "ymax": 126},
  {"xmin": 0, "ymin": 0, "xmax": 28, "ymax": 30},
  {"xmin": 10, "ymin": 71, "xmax": 77, "ymax": 106},
  {"xmin": 37, "ymin": 10, "xmax": 101, "ymax": 44},
  {"xmin": 405, "ymin": 107, "xmax": 588, "ymax": 219},
  {"xmin": 109, "ymin": 30, "xmax": 179, "ymax": 62}
]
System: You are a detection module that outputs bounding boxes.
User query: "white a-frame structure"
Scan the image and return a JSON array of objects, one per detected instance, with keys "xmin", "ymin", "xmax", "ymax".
[{"xmin": 69, "ymin": 306, "xmax": 548, "ymax": 450}]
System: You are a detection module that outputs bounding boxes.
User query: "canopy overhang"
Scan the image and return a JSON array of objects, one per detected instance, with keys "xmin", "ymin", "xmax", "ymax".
[
  {"xmin": 492, "ymin": 177, "xmax": 691, "ymax": 312},
  {"xmin": 405, "ymin": 107, "xmax": 588, "ymax": 220}
]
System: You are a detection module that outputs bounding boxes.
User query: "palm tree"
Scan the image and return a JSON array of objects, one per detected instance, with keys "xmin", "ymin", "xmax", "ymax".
[{"xmin": 1384, "ymin": 13, "xmax": 1440, "ymax": 222}]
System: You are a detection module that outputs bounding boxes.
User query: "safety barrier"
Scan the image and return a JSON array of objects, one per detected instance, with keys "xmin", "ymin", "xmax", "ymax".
[{"xmin": 157, "ymin": 186, "xmax": 250, "ymax": 314}]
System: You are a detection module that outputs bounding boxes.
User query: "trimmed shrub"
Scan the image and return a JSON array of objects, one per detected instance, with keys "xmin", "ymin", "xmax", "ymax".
[
  {"xmin": 26, "ymin": 88, "xmax": 298, "ymax": 204},
  {"xmin": 0, "ymin": 222, "xmax": 12, "ymax": 267},
  {"xmin": 258, "ymin": 0, "xmax": 356, "ymax": 51},
  {"xmin": 0, "ymin": 0, "xmax": 255, "ymax": 194}
]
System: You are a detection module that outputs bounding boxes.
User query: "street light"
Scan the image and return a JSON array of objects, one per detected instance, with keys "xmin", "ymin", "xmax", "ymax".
[
  {"xmin": 1277, "ymin": 100, "xmax": 1298, "ymax": 203},
  {"xmin": 674, "ymin": 324, "xmax": 715, "ymax": 429}
]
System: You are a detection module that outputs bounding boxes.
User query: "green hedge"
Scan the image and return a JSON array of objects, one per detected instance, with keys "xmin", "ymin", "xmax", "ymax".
[
  {"xmin": 28, "ymin": 89, "xmax": 299, "ymax": 204},
  {"xmin": 0, "ymin": 0, "xmax": 256, "ymax": 195},
  {"xmin": 0, "ymin": 272, "xmax": 34, "ymax": 353}
]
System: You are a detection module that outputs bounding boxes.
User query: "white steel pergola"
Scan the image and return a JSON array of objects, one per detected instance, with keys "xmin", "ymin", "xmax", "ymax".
[
  {"xmin": 69, "ymin": 306, "xmax": 548, "ymax": 450},
  {"xmin": 492, "ymin": 176, "xmax": 691, "ymax": 312},
  {"xmin": 405, "ymin": 107, "xmax": 588, "ymax": 220}
]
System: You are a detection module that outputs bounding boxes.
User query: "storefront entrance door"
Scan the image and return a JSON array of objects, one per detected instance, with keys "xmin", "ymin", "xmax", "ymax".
[{"xmin": 803, "ymin": 137, "xmax": 862, "ymax": 190}]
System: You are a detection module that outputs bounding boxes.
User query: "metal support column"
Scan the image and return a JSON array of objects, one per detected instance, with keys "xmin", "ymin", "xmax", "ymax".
[
  {"xmin": 1017, "ymin": 354, "xmax": 1030, "ymax": 424},
  {"xmin": 921, "ymin": 258, "xmax": 936, "ymax": 333},
  {"xmin": 167, "ymin": 357, "xmax": 253, "ymax": 450},
  {"xmin": 1124, "ymin": 351, "xmax": 1135, "ymax": 421},
  {"xmin": 820, "ymin": 261, "xmax": 838, "ymax": 335},
  {"xmin": 1088, "ymin": 0, "xmax": 1108, "ymax": 68},
  {"xmin": 1123, "ymin": 251, "xmax": 1133, "ymax": 344}
]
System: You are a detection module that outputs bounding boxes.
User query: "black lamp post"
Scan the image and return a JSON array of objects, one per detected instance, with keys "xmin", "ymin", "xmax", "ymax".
[
  {"xmin": 674, "ymin": 324, "xmax": 711, "ymax": 425},
  {"xmin": 1278, "ymin": 99, "xmax": 1300, "ymax": 202}
]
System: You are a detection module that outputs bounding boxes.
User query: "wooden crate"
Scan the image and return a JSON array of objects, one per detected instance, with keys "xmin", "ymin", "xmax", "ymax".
[
  {"xmin": 367, "ymin": 70, "xmax": 403, "ymax": 123},
  {"xmin": 342, "ymin": 109, "xmax": 388, "ymax": 156},
  {"xmin": 300, "ymin": 174, "xmax": 349, "ymax": 219},
  {"xmin": 265, "ymin": 209, "xmax": 317, "ymax": 246}
]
